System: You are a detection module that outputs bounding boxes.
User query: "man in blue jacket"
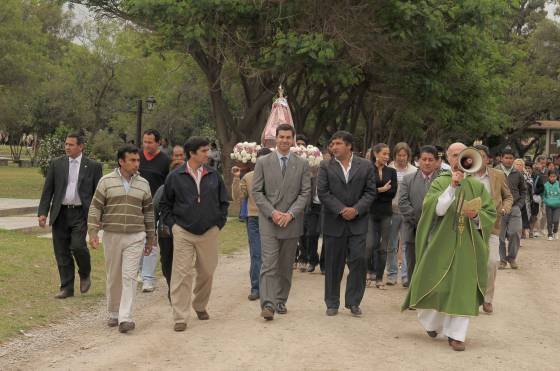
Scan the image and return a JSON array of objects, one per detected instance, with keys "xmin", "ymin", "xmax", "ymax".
[{"xmin": 160, "ymin": 137, "xmax": 229, "ymax": 332}]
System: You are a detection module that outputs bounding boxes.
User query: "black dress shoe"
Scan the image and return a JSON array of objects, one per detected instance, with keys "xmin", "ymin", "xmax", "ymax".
[
  {"xmin": 347, "ymin": 305, "xmax": 362, "ymax": 317},
  {"xmin": 427, "ymin": 331, "xmax": 438, "ymax": 338},
  {"xmin": 326, "ymin": 308, "xmax": 338, "ymax": 316},
  {"xmin": 80, "ymin": 276, "xmax": 91, "ymax": 294},
  {"xmin": 54, "ymin": 290, "xmax": 74, "ymax": 299},
  {"xmin": 276, "ymin": 303, "xmax": 287, "ymax": 314},
  {"xmin": 307, "ymin": 264, "xmax": 316, "ymax": 273}
]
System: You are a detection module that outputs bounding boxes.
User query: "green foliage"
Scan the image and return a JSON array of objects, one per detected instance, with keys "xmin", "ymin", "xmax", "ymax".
[{"xmin": 89, "ymin": 129, "xmax": 122, "ymax": 162}]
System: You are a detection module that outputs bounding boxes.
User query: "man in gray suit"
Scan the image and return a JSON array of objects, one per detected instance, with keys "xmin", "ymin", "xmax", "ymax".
[
  {"xmin": 252, "ymin": 124, "xmax": 311, "ymax": 321},
  {"xmin": 399, "ymin": 145, "xmax": 439, "ymax": 284},
  {"xmin": 318, "ymin": 131, "xmax": 376, "ymax": 317}
]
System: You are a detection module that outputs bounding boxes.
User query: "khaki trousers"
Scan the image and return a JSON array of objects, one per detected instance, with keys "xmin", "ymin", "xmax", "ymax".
[
  {"xmin": 485, "ymin": 234, "xmax": 500, "ymax": 304},
  {"xmin": 103, "ymin": 231, "xmax": 145, "ymax": 323},
  {"xmin": 171, "ymin": 225, "xmax": 219, "ymax": 324}
]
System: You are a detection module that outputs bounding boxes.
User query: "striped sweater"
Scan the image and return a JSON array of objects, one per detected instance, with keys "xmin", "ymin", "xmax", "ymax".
[{"xmin": 87, "ymin": 169, "xmax": 155, "ymax": 242}]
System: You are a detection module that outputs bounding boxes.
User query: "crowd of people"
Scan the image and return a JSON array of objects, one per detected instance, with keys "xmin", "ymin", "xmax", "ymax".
[{"xmin": 37, "ymin": 127, "xmax": 560, "ymax": 352}]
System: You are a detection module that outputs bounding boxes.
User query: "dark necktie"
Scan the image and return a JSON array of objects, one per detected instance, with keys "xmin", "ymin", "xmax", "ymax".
[{"xmin": 281, "ymin": 156, "xmax": 288, "ymax": 177}]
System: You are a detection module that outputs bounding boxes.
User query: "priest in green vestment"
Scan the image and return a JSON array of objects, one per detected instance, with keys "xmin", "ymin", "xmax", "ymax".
[{"xmin": 402, "ymin": 143, "xmax": 496, "ymax": 351}]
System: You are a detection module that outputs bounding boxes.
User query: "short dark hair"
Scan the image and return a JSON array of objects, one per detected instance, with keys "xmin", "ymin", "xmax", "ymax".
[
  {"xmin": 296, "ymin": 134, "xmax": 308, "ymax": 145},
  {"xmin": 419, "ymin": 145, "xmax": 438, "ymax": 159},
  {"xmin": 117, "ymin": 145, "xmax": 139, "ymax": 164},
  {"xmin": 434, "ymin": 145, "xmax": 445, "ymax": 160},
  {"xmin": 501, "ymin": 147, "xmax": 515, "ymax": 157},
  {"xmin": 143, "ymin": 129, "xmax": 161, "ymax": 142},
  {"xmin": 373, "ymin": 143, "xmax": 389, "ymax": 154},
  {"xmin": 329, "ymin": 131, "xmax": 354, "ymax": 150},
  {"xmin": 276, "ymin": 123, "xmax": 295, "ymax": 137},
  {"xmin": 184, "ymin": 136, "xmax": 210, "ymax": 160},
  {"xmin": 66, "ymin": 133, "xmax": 84, "ymax": 145},
  {"xmin": 474, "ymin": 144, "xmax": 490, "ymax": 157},
  {"xmin": 257, "ymin": 147, "xmax": 272, "ymax": 158},
  {"xmin": 536, "ymin": 155, "xmax": 546, "ymax": 163}
]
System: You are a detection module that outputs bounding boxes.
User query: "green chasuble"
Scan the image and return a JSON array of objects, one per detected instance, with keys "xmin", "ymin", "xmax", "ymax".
[{"xmin": 402, "ymin": 172, "xmax": 496, "ymax": 316}]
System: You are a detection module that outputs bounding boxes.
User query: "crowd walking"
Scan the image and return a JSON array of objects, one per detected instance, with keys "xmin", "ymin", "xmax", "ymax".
[{"xmin": 36, "ymin": 127, "xmax": 560, "ymax": 351}]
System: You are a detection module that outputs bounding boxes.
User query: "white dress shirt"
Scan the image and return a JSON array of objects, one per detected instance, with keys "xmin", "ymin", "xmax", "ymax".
[
  {"xmin": 335, "ymin": 154, "xmax": 353, "ymax": 184},
  {"xmin": 63, "ymin": 154, "xmax": 82, "ymax": 205}
]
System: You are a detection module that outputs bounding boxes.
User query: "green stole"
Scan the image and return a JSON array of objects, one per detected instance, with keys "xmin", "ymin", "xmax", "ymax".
[{"xmin": 402, "ymin": 172, "xmax": 496, "ymax": 316}]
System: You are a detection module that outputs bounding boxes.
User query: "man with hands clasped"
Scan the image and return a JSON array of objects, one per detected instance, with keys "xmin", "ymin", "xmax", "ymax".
[
  {"xmin": 251, "ymin": 124, "xmax": 311, "ymax": 321},
  {"xmin": 317, "ymin": 131, "xmax": 376, "ymax": 317}
]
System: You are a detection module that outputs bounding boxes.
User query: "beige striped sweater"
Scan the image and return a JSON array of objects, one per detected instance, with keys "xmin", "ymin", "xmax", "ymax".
[{"xmin": 87, "ymin": 169, "xmax": 155, "ymax": 242}]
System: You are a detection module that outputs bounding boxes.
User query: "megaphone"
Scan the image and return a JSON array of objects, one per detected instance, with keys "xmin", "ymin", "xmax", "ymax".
[{"xmin": 457, "ymin": 147, "xmax": 483, "ymax": 174}]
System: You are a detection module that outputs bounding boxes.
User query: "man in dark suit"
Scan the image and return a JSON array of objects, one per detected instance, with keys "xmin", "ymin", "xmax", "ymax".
[
  {"xmin": 38, "ymin": 133, "xmax": 103, "ymax": 299},
  {"xmin": 317, "ymin": 131, "xmax": 376, "ymax": 317},
  {"xmin": 399, "ymin": 145, "xmax": 439, "ymax": 284}
]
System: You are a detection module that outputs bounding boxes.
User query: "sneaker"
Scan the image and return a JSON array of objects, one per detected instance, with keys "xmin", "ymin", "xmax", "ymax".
[
  {"xmin": 142, "ymin": 282, "xmax": 155, "ymax": 293},
  {"xmin": 548, "ymin": 236, "xmax": 553, "ymax": 241},
  {"xmin": 298, "ymin": 262, "xmax": 307, "ymax": 272}
]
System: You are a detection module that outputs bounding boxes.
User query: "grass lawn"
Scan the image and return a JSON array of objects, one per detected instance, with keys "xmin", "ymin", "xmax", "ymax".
[
  {"xmin": 0, "ymin": 165, "xmax": 44, "ymax": 199},
  {"xmin": 0, "ymin": 220, "xmax": 247, "ymax": 343}
]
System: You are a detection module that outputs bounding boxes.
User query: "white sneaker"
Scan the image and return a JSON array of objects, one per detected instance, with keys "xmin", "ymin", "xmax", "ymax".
[
  {"xmin": 142, "ymin": 282, "xmax": 155, "ymax": 292},
  {"xmin": 548, "ymin": 236, "xmax": 553, "ymax": 241}
]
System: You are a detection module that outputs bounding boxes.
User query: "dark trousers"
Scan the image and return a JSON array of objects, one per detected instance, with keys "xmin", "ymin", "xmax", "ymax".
[
  {"xmin": 405, "ymin": 241, "xmax": 416, "ymax": 283},
  {"xmin": 246, "ymin": 217, "xmax": 262, "ymax": 294},
  {"xmin": 546, "ymin": 206, "xmax": 560, "ymax": 236},
  {"xmin": 324, "ymin": 229, "xmax": 367, "ymax": 309},
  {"xmin": 366, "ymin": 215, "xmax": 392, "ymax": 280},
  {"xmin": 159, "ymin": 236, "xmax": 174, "ymax": 293},
  {"xmin": 51, "ymin": 207, "xmax": 91, "ymax": 293},
  {"xmin": 304, "ymin": 204, "xmax": 321, "ymax": 266}
]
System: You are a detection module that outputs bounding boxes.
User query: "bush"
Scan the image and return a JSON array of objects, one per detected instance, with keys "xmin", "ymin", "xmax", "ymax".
[{"xmin": 89, "ymin": 129, "xmax": 122, "ymax": 163}]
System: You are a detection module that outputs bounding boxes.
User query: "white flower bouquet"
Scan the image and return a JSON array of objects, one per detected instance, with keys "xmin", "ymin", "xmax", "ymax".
[
  {"xmin": 290, "ymin": 145, "xmax": 323, "ymax": 167},
  {"xmin": 230, "ymin": 142, "xmax": 261, "ymax": 164}
]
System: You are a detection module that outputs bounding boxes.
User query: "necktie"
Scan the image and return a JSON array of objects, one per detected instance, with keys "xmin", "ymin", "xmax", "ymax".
[{"xmin": 281, "ymin": 156, "xmax": 288, "ymax": 177}]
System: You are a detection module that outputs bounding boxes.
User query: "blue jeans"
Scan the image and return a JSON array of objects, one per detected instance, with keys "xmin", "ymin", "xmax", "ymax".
[
  {"xmin": 141, "ymin": 244, "xmax": 159, "ymax": 285},
  {"xmin": 386, "ymin": 214, "xmax": 407, "ymax": 283},
  {"xmin": 246, "ymin": 217, "xmax": 262, "ymax": 294}
]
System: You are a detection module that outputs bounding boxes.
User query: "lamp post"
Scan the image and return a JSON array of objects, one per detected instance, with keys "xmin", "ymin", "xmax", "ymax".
[{"xmin": 135, "ymin": 96, "xmax": 157, "ymax": 146}]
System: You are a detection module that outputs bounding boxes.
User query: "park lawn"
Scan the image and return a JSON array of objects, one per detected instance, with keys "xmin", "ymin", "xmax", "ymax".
[
  {"xmin": 0, "ymin": 220, "xmax": 247, "ymax": 342},
  {"xmin": 0, "ymin": 166, "xmax": 44, "ymax": 199}
]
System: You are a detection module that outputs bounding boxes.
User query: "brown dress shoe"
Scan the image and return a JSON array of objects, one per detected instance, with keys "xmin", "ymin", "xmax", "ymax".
[
  {"xmin": 80, "ymin": 276, "xmax": 91, "ymax": 294},
  {"xmin": 261, "ymin": 306, "xmax": 274, "ymax": 321},
  {"xmin": 174, "ymin": 323, "xmax": 187, "ymax": 332},
  {"xmin": 482, "ymin": 302, "xmax": 493, "ymax": 314},
  {"xmin": 196, "ymin": 310, "xmax": 210, "ymax": 320},
  {"xmin": 118, "ymin": 321, "xmax": 135, "ymax": 333},
  {"xmin": 54, "ymin": 290, "xmax": 74, "ymax": 299},
  {"xmin": 448, "ymin": 338, "xmax": 466, "ymax": 351},
  {"xmin": 107, "ymin": 318, "xmax": 118, "ymax": 327}
]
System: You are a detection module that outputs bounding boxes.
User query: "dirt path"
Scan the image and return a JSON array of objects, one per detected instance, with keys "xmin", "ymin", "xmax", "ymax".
[{"xmin": 1, "ymin": 238, "xmax": 559, "ymax": 370}]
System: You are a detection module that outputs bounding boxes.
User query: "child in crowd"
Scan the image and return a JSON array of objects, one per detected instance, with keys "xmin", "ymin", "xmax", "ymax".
[{"xmin": 543, "ymin": 171, "xmax": 560, "ymax": 240}]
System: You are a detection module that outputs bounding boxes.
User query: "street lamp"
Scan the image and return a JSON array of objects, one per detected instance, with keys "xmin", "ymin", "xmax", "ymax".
[{"xmin": 135, "ymin": 96, "xmax": 157, "ymax": 147}]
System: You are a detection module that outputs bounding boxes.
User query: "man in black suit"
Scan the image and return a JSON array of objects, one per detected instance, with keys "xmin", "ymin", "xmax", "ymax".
[
  {"xmin": 38, "ymin": 133, "xmax": 103, "ymax": 299},
  {"xmin": 318, "ymin": 131, "xmax": 376, "ymax": 317}
]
